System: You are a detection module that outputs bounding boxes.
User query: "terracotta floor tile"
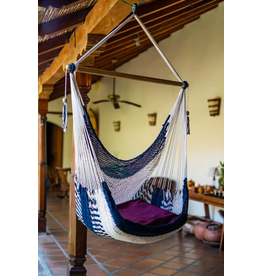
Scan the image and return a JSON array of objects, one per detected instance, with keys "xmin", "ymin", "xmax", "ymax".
[
  {"xmin": 153, "ymin": 254, "xmax": 174, "ymax": 261},
  {"xmin": 112, "ymin": 247, "xmax": 136, "ymax": 254},
  {"xmin": 174, "ymin": 272, "xmax": 202, "ymax": 276},
  {"xmin": 103, "ymin": 265, "xmax": 119, "ymax": 273},
  {"xmin": 189, "ymin": 248, "xmax": 212, "ymax": 254},
  {"xmin": 162, "ymin": 261, "xmax": 187, "ymax": 270},
  {"xmin": 162, "ymin": 250, "xmax": 182, "ymax": 256},
  {"xmin": 39, "ymin": 244, "xmax": 60, "ymax": 250},
  {"xmin": 118, "ymin": 255, "xmax": 141, "ymax": 263},
  {"xmin": 172, "ymin": 245, "xmax": 193, "ymax": 251},
  {"xmin": 141, "ymin": 274, "xmax": 160, "ymax": 276},
  {"xmin": 216, "ymin": 264, "xmax": 224, "ymax": 271},
  {"xmin": 210, "ymin": 250, "xmax": 224, "ymax": 257},
  {"xmin": 193, "ymin": 260, "xmax": 220, "ymax": 267},
  {"xmin": 143, "ymin": 246, "xmax": 168, "ymax": 253},
  {"xmin": 138, "ymin": 258, "xmax": 165, "ymax": 266},
  {"xmin": 47, "ymin": 260, "xmax": 69, "ymax": 268},
  {"xmin": 94, "ymin": 255, "xmax": 112, "ymax": 263},
  {"xmin": 43, "ymin": 249, "xmax": 65, "ymax": 256},
  {"xmin": 45, "ymin": 255, "xmax": 68, "ymax": 262},
  {"xmin": 181, "ymin": 252, "xmax": 205, "ymax": 259},
  {"xmin": 95, "ymin": 244, "xmax": 119, "ymax": 251},
  {"xmin": 149, "ymin": 267, "xmax": 176, "ymax": 275},
  {"xmin": 50, "ymin": 267, "xmax": 67, "ymax": 275},
  {"xmin": 171, "ymin": 257, "xmax": 196, "ymax": 265},
  {"xmin": 84, "ymin": 264, "xmax": 103, "ymax": 272},
  {"xmin": 128, "ymin": 263, "xmax": 154, "ymax": 271},
  {"xmin": 131, "ymin": 250, "xmax": 154, "ymax": 257},
  {"xmin": 202, "ymin": 255, "xmax": 224, "ymax": 262},
  {"xmin": 208, "ymin": 270, "xmax": 224, "ymax": 276},
  {"xmin": 184, "ymin": 264, "xmax": 213, "ymax": 274},
  {"xmin": 106, "ymin": 259, "xmax": 131, "ymax": 268},
  {"xmin": 113, "ymin": 268, "xmax": 142, "ymax": 276},
  {"xmin": 88, "ymin": 249, "xmax": 105, "ymax": 256},
  {"xmin": 100, "ymin": 252, "xmax": 123, "ymax": 259}
]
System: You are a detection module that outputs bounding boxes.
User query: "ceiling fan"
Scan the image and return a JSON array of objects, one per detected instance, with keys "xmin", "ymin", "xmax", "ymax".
[{"xmin": 92, "ymin": 59, "xmax": 142, "ymax": 109}]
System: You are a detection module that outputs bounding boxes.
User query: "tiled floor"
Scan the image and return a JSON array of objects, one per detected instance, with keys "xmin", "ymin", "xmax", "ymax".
[{"xmin": 38, "ymin": 188, "xmax": 224, "ymax": 276}]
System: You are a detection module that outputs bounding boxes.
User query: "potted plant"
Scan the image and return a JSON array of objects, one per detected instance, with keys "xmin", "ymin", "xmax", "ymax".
[{"xmin": 218, "ymin": 161, "xmax": 224, "ymax": 190}]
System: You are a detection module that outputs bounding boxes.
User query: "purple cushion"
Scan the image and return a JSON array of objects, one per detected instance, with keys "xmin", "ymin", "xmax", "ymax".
[{"xmin": 116, "ymin": 198, "xmax": 179, "ymax": 226}]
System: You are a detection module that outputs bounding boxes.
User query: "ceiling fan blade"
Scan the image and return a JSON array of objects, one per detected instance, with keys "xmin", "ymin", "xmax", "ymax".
[
  {"xmin": 118, "ymin": 100, "xmax": 142, "ymax": 108},
  {"xmin": 92, "ymin": 100, "xmax": 110, "ymax": 104}
]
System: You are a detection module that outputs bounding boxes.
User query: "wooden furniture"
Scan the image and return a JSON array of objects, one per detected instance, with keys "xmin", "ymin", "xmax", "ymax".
[
  {"xmin": 189, "ymin": 192, "xmax": 224, "ymax": 251},
  {"xmin": 55, "ymin": 167, "xmax": 70, "ymax": 198},
  {"xmin": 47, "ymin": 167, "xmax": 59, "ymax": 190},
  {"xmin": 38, "ymin": 99, "xmax": 48, "ymax": 233}
]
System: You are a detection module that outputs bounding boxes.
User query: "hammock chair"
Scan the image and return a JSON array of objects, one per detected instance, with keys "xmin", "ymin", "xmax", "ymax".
[{"xmin": 63, "ymin": 3, "xmax": 190, "ymax": 244}]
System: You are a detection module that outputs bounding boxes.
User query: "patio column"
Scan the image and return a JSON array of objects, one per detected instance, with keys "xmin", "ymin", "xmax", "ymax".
[
  {"xmin": 67, "ymin": 73, "xmax": 92, "ymax": 276},
  {"xmin": 38, "ymin": 98, "xmax": 48, "ymax": 232}
]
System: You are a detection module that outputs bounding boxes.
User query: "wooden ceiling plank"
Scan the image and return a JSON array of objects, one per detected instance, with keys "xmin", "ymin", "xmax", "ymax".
[
  {"xmin": 96, "ymin": 27, "xmax": 185, "ymax": 69},
  {"xmin": 104, "ymin": 16, "xmax": 200, "ymax": 54},
  {"xmin": 137, "ymin": 0, "xmax": 185, "ymax": 17},
  {"xmin": 38, "ymin": 0, "xmax": 83, "ymax": 8},
  {"xmin": 38, "ymin": 49, "xmax": 62, "ymax": 65},
  {"xmin": 38, "ymin": 32, "xmax": 73, "ymax": 55},
  {"xmin": 94, "ymin": 29, "xmax": 181, "ymax": 68},
  {"xmin": 38, "ymin": 0, "xmax": 141, "ymax": 96},
  {"xmin": 38, "ymin": 6, "xmax": 92, "ymax": 37},
  {"xmin": 96, "ymin": 1, "xmax": 218, "ymax": 64},
  {"xmin": 111, "ymin": 0, "xmax": 222, "ymax": 41},
  {"xmin": 116, "ymin": 0, "xmax": 205, "ymax": 35}
]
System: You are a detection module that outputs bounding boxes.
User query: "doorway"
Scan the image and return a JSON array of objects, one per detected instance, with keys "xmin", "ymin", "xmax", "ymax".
[{"xmin": 46, "ymin": 122, "xmax": 63, "ymax": 190}]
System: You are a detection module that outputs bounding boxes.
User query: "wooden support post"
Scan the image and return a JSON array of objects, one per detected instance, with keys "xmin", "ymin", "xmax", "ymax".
[
  {"xmin": 38, "ymin": 99, "xmax": 48, "ymax": 232},
  {"xmin": 67, "ymin": 72, "xmax": 92, "ymax": 276}
]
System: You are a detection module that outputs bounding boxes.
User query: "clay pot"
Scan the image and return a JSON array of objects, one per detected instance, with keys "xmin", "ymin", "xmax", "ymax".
[
  {"xmin": 204, "ymin": 223, "xmax": 222, "ymax": 243},
  {"xmin": 194, "ymin": 220, "xmax": 211, "ymax": 240}
]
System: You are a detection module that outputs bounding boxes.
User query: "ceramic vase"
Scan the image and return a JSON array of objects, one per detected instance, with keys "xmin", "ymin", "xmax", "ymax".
[
  {"xmin": 204, "ymin": 223, "xmax": 222, "ymax": 243},
  {"xmin": 194, "ymin": 220, "xmax": 211, "ymax": 240}
]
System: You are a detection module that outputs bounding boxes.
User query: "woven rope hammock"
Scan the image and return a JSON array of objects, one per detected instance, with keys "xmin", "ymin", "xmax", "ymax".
[{"xmin": 63, "ymin": 4, "xmax": 190, "ymax": 244}]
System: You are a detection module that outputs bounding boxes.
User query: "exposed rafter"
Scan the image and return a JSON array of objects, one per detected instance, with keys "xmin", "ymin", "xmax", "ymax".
[
  {"xmin": 38, "ymin": 7, "xmax": 92, "ymax": 37},
  {"xmin": 38, "ymin": 0, "xmax": 83, "ymax": 8}
]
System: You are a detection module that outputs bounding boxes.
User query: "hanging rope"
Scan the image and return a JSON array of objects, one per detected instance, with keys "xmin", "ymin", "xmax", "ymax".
[{"xmin": 121, "ymin": 0, "xmax": 144, "ymax": 7}]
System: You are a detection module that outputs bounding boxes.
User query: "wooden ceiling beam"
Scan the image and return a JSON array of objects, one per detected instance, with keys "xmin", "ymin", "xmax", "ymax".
[
  {"xmin": 38, "ymin": 0, "xmax": 141, "ymax": 97},
  {"xmin": 38, "ymin": 32, "xmax": 73, "ymax": 55},
  {"xmin": 38, "ymin": 6, "xmax": 92, "ymax": 37}
]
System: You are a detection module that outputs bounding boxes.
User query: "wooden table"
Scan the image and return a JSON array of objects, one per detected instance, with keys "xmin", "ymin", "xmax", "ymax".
[{"xmin": 189, "ymin": 192, "xmax": 224, "ymax": 251}]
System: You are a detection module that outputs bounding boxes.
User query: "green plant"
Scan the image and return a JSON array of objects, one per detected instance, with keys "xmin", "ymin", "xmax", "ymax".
[{"xmin": 218, "ymin": 161, "xmax": 224, "ymax": 188}]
